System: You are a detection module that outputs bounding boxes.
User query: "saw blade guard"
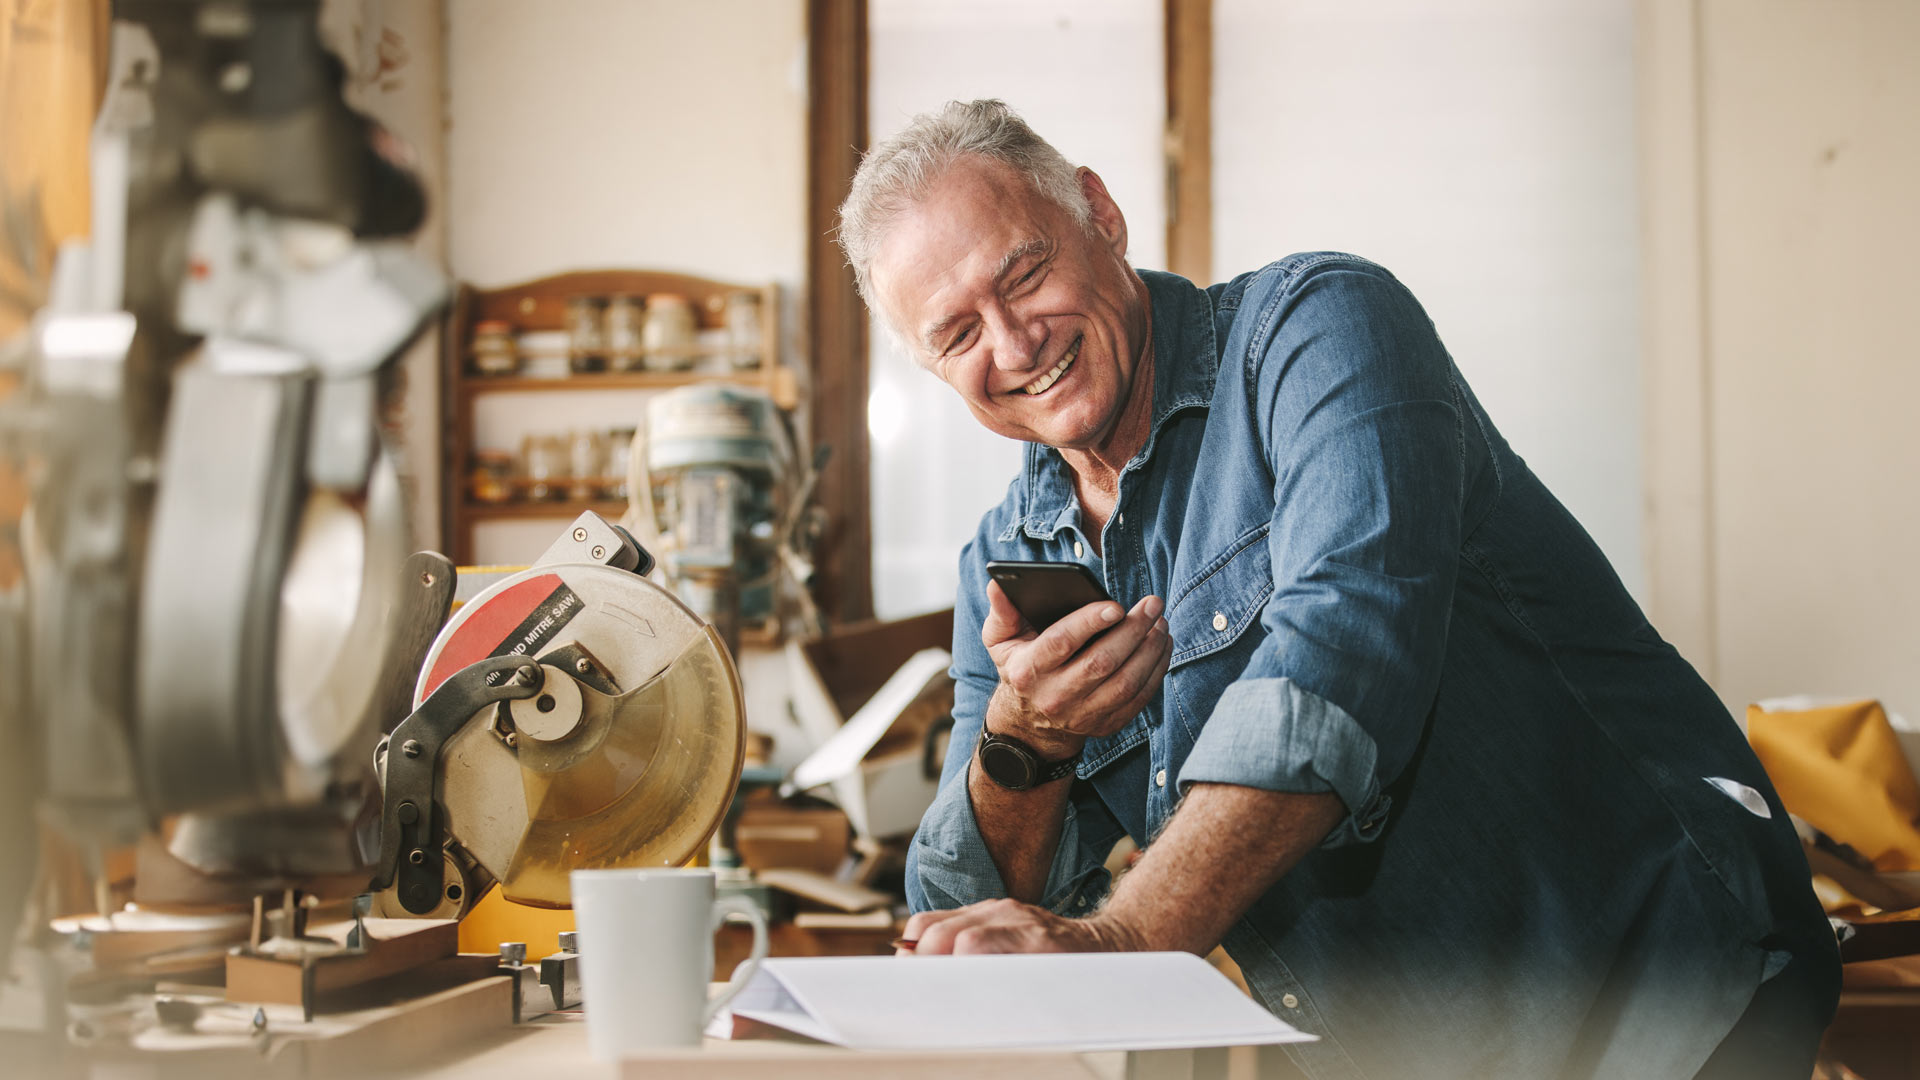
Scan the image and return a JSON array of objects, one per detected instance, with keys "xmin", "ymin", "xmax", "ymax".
[{"xmin": 413, "ymin": 561, "xmax": 744, "ymax": 908}]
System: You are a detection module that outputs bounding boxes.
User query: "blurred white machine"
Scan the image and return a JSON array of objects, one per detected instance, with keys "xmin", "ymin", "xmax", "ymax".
[
  {"xmin": 0, "ymin": 1, "xmax": 749, "ymax": 1062},
  {"xmin": 4, "ymin": 0, "xmax": 451, "ymax": 930}
]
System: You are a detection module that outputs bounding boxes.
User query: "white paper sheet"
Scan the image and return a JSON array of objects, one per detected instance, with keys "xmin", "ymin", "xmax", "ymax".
[
  {"xmin": 788, "ymin": 647, "xmax": 953, "ymax": 792},
  {"xmin": 710, "ymin": 952, "xmax": 1316, "ymax": 1052}
]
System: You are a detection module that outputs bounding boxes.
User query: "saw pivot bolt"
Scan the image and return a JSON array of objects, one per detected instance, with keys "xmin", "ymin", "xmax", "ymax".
[{"xmin": 402, "ymin": 739, "xmax": 422, "ymax": 758}]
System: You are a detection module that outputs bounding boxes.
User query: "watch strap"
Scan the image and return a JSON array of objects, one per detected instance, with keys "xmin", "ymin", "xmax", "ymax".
[{"xmin": 1032, "ymin": 753, "xmax": 1078, "ymax": 785}]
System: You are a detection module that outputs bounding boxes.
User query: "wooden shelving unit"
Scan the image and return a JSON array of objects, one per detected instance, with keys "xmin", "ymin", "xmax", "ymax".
[
  {"xmin": 461, "ymin": 498, "xmax": 629, "ymax": 522},
  {"xmin": 441, "ymin": 269, "xmax": 794, "ymax": 564}
]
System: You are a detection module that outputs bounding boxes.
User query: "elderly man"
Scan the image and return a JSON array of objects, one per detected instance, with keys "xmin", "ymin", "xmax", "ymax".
[{"xmin": 838, "ymin": 100, "xmax": 1836, "ymax": 1079}]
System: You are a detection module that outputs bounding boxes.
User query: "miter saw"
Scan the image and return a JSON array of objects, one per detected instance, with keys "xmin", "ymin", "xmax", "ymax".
[{"xmin": 367, "ymin": 511, "xmax": 745, "ymax": 921}]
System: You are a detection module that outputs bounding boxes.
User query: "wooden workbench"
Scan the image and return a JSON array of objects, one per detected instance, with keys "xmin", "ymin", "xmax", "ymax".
[{"xmin": 7, "ymin": 977, "xmax": 1263, "ymax": 1080}]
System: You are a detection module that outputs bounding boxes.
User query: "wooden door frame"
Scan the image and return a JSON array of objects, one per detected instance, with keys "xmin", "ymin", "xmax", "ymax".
[
  {"xmin": 804, "ymin": 0, "xmax": 1212, "ymax": 623},
  {"xmin": 807, "ymin": 0, "xmax": 874, "ymax": 625}
]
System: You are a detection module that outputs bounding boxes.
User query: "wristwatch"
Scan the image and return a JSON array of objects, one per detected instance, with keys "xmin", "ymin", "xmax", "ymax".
[{"xmin": 976, "ymin": 730, "xmax": 1078, "ymax": 791}]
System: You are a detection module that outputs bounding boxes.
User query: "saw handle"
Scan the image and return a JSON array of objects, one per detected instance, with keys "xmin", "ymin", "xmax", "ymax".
[{"xmin": 367, "ymin": 653, "xmax": 545, "ymax": 911}]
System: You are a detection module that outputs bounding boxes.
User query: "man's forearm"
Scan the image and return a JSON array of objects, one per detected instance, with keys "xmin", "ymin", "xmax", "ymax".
[
  {"xmin": 965, "ymin": 688, "xmax": 1080, "ymax": 903},
  {"xmin": 966, "ymin": 755, "xmax": 1073, "ymax": 904},
  {"xmin": 1095, "ymin": 783, "xmax": 1347, "ymax": 955}
]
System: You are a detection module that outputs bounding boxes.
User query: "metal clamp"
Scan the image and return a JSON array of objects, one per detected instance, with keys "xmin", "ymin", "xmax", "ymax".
[{"xmin": 368, "ymin": 653, "xmax": 543, "ymax": 913}]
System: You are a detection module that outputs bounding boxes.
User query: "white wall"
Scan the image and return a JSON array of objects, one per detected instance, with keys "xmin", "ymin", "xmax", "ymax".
[
  {"xmin": 446, "ymin": 0, "xmax": 808, "ymax": 563},
  {"xmin": 1213, "ymin": 0, "xmax": 1645, "ymax": 598},
  {"xmin": 867, "ymin": 0, "xmax": 1166, "ymax": 619},
  {"xmin": 1642, "ymin": 0, "xmax": 1920, "ymax": 720}
]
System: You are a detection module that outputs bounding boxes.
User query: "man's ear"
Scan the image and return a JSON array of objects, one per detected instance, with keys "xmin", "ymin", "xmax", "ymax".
[{"xmin": 1078, "ymin": 167, "xmax": 1128, "ymax": 258}]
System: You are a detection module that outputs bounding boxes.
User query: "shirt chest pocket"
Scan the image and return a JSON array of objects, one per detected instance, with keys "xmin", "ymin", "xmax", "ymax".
[{"xmin": 1166, "ymin": 525, "xmax": 1274, "ymax": 737}]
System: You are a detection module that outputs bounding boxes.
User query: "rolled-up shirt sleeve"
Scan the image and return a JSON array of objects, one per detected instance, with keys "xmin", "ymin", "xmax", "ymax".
[
  {"xmin": 1179, "ymin": 265, "xmax": 1465, "ymax": 848},
  {"xmin": 907, "ymin": 540, "xmax": 1126, "ymax": 914}
]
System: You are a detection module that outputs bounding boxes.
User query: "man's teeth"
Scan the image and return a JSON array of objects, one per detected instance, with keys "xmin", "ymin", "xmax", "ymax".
[{"xmin": 1023, "ymin": 340, "xmax": 1080, "ymax": 395}]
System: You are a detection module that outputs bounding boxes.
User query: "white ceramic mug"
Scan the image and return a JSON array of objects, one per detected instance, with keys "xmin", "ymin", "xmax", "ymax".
[{"xmin": 570, "ymin": 867, "xmax": 770, "ymax": 1058}]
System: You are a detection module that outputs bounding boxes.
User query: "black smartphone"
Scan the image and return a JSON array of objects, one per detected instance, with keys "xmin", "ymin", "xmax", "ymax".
[{"xmin": 985, "ymin": 560, "xmax": 1113, "ymax": 631}]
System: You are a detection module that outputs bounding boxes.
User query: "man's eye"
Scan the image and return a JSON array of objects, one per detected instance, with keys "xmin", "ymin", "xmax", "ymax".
[
  {"xmin": 1015, "ymin": 266, "xmax": 1043, "ymax": 288},
  {"xmin": 945, "ymin": 326, "xmax": 976, "ymax": 354}
]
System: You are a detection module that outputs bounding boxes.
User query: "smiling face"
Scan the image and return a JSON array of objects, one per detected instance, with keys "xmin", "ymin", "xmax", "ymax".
[{"xmin": 869, "ymin": 156, "xmax": 1154, "ymax": 461}]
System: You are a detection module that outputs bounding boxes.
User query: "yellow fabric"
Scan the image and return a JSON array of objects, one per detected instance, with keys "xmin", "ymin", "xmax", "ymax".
[{"xmin": 1748, "ymin": 699, "xmax": 1920, "ymax": 872}]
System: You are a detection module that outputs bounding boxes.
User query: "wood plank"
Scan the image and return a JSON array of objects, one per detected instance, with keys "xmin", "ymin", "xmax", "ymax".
[
  {"xmin": 225, "ymin": 918, "xmax": 459, "ymax": 1006},
  {"xmin": 806, "ymin": 0, "xmax": 875, "ymax": 625},
  {"xmin": 462, "ymin": 370, "xmax": 776, "ymax": 396},
  {"xmin": 465, "ymin": 270, "xmax": 768, "ymax": 331},
  {"xmin": 1164, "ymin": 0, "xmax": 1214, "ymax": 283},
  {"xmin": 298, "ymin": 974, "xmax": 514, "ymax": 1077},
  {"xmin": 443, "ymin": 284, "xmax": 476, "ymax": 562},
  {"xmin": 125, "ymin": 971, "xmax": 514, "ymax": 1080},
  {"xmin": 800, "ymin": 608, "xmax": 954, "ymax": 718}
]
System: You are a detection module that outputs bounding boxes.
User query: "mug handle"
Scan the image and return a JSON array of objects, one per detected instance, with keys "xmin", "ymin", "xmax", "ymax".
[{"xmin": 703, "ymin": 894, "xmax": 770, "ymax": 1025}]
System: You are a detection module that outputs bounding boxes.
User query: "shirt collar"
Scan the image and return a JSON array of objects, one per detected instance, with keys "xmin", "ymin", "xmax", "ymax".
[{"xmin": 1003, "ymin": 269, "xmax": 1219, "ymax": 541}]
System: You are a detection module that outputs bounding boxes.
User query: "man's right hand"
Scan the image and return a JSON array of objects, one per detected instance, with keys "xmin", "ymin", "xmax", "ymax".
[{"xmin": 982, "ymin": 580, "xmax": 1171, "ymax": 758}]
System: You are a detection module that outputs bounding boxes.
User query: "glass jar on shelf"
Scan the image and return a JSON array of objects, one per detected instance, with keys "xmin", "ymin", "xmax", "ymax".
[
  {"xmin": 604, "ymin": 426, "xmax": 636, "ymax": 500},
  {"xmin": 471, "ymin": 320, "xmax": 519, "ymax": 376},
  {"xmin": 521, "ymin": 433, "xmax": 570, "ymax": 501},
  {"xmin": 641, "ymin": 293, "xmax": 698, "ymax": 372},
  {"xmin": 567, "ymin": 429, "xmax": 607, "ymax": 501},
  {"xmin": 469, "ymin": 450, "xmax": 515, "ymax": 504},
  {"xmin": 723, "ymin": 291, "xmax": 764, "ymax": 370},
  {"xmin": 566, "ymin": 296, "xmax": 606, "ymax": 374},
  {"xmin": 604, "ymin": 294, "xmax": 644, "ymax": 372}
]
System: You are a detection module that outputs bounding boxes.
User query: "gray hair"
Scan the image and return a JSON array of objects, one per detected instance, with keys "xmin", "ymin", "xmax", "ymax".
[{"xmin": 838, "ymin": 99, "xmax": 1090, "ymax": 310}]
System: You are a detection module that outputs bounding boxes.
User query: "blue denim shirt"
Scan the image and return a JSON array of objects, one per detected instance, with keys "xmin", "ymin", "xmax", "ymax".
[{"xmin": 908, "ymin": 256, "xmax": 1836, "ymax": 1079}]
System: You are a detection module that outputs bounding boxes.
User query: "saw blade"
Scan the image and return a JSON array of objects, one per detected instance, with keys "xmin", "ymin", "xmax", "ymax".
[{"xmin": 413, "ymin": 563, "xmax": 744, "ymax": 908}]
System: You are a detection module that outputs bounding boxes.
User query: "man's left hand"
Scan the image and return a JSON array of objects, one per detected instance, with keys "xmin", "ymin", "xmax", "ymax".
[{"xmin": 898, "ymin": 897, "xmax": 1144, "ymax": 956}]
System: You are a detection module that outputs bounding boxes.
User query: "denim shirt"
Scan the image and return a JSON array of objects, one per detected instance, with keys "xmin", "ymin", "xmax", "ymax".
[{"xmin": 908, "ymin": 256, "xmax": 1836, "ymax": 1080}]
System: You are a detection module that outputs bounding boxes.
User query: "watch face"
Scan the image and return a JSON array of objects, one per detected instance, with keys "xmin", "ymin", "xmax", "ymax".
[{"xmin": 979, "ymin": 739, "xmax": 1037, "ymax": 790}]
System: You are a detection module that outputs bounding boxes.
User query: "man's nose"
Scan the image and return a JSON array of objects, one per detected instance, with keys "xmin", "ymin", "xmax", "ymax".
[{"xmin": 986, "ymin": 309, "xmax": 1046, "ymax": 372}]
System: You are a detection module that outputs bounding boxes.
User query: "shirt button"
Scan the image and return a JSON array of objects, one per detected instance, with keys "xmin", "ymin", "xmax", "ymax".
[
  {"xmin": 1118, "ymin": 512, "xmax": 1125, "ymax": 525},
  {"xmin": 1155, "ymin": 769, "xmax": 1167, "ymax": 788},
  {"xmin": 1211, "ymin": 611, "xmax": 1228, "ymax": 632},
  {"xmin": 1073, "ymin": 541, "xmax": 1084, "ymax": 558},
  {"xmin": 1282, "ymin": 993, "xmax": 1299, "ymax": 1009}
]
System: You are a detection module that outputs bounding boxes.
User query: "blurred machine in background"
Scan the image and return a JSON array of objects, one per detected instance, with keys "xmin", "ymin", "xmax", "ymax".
[
  {"xmin": 0, "ymin": 1, "xmax": 749, "ymax": 1069},
  {"xmin": 631, "ymin": 382, "xmax": 826, "ymax": 655},
  {"xmin": 3, "ymin": 0, "xmax": 446, "ymax": 952}
]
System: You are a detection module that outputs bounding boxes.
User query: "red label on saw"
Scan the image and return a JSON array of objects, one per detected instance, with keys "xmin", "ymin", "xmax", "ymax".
[{"xmin": 422, "ymin": 574, "xmax": 585, "ymax": 696}]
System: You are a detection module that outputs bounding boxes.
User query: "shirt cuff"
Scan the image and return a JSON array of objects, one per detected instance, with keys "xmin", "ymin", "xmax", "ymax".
[
  {"xmin": 1177, "ymin": 677, "xmax": 1393, "ymax": 848},
  {"xmin": 909, "ymin": 759, "xmax": 1114, "ymax": 914}
]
